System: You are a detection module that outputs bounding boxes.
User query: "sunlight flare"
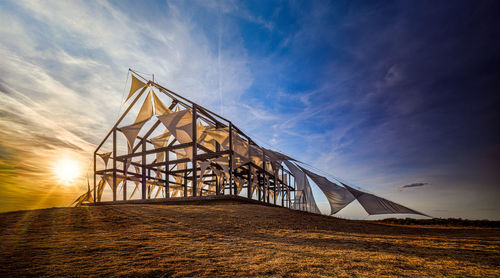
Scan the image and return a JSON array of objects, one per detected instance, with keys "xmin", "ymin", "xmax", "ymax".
[{"xmin": 52, "ymin": 158, "xmax": 81, "ymax": 185}]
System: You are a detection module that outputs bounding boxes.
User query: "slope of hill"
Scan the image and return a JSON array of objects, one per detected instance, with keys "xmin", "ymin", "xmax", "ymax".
[{"xmin": 0, "ymin": 201, "xmax": 499, "ymax": 277}]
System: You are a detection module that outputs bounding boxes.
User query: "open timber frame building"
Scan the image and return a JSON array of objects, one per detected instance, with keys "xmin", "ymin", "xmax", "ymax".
[{"xmin": 77, "ymin": 69, "xmax": 427, "ymax": 218}]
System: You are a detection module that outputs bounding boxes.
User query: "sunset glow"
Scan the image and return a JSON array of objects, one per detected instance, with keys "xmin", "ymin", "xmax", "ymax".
[{"xmin": 53, "ymin": 158, "xmax": 81, "ymax": 185}]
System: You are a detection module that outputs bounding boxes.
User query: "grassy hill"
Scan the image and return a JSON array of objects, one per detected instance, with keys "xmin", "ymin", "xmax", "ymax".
[{"xmin": 0, "ymin": 201, "xmax": 499, "ymax": 277}]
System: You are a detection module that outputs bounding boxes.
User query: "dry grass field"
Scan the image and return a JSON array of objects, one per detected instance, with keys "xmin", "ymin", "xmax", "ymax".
[{"xmin": 0, "ymin": 201, "xmax": 499, "ymax": 277}]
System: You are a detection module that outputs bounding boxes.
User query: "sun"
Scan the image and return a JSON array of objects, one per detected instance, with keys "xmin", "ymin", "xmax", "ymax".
[{"xmin": 53, "ymin": 158, "xmax": 81, "ymax": 185}]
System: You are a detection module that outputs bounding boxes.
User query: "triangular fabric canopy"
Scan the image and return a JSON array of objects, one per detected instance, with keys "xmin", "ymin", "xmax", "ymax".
[
  {"xmin": 97, "ymin": 178, "xmax": 105, "ymax": 202},
  {"xmin": 298, "ymin": 166, "xmax": 355, "ymax": 215},
  {"xmin": 203, "ymin": 127, "xmax": 229, "ymax": 148},
  {"xmin": 283, "ymin": 160, "xmax": 321, "ymax": 214},
  {"xmin": 126, "ymin": 74, "xmax": 146, "ymax": 101},
  {"xmin": 97, "ymin": 152, "xmax": 112, "ymax": 168},
  {"xmin": 72, "ymin": 190, "xmax": 93, "ymax": 207},
  {"xmin": 102, "ymin": 174, "xmax": 124, "ymax": 190},
  {"xmin": 133, "ymin": 165, "xmax": 141, "ymax": 174},
  {"xmin": 249, "ymin": 145, "xmax": 264, "ymax": 168},
  {"xmin": 341, "ymin": 183, "xmax": 428, "ymax": 216},
  {"xmin": 120, "ymin": 120, "xmax": 148, "ymax": 153},
  {"xmin": 157, "ymin": 109, "xmax": 193, "ymax": 145},
  {"xmin": 198, "ymin": 161, "xmax": 211, "ymax": 187},
  {"xmin": 196, "ymin": 123, "xmax": 210, "ymax": 142},
  {"xmin": 152, "ymin": 92, "xmax": 171, "ymax": 116},
  {"xmin": 151, "ymin": 131, "xmax": 171, "ymax": 162},
  {"xmin": 135, "ymin": 92, "xmax": 153, "ymax": 124},
  {"xmin": 129, "ymin": 181, "xmax": 140, "ymax": 199},
  {"xmin": 232, "ymin": 134, "xmax": 249, "ymax": 158},
  {"xmin": 263, "ymin": 148, "xmax": 299, "ymax": 162}
]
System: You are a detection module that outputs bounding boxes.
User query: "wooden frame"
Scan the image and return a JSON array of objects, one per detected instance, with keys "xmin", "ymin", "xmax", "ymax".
[{"xmin": 92, "ymin": 69, "xmax": 302, "ymax": 210}]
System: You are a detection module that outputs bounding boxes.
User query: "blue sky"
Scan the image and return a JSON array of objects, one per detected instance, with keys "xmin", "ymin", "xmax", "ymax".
[{"xmin": 0, "ymin": 0, "xmax": 499, "ymax": 219}]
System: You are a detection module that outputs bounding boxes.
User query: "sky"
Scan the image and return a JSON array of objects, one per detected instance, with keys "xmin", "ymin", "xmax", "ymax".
[{"xmin": 0, "ymin": 0, "xmax": 499, "ymax": 219}]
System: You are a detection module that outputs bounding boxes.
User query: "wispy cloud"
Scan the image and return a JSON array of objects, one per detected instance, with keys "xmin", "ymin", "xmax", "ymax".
[
  {"xmin": 0, "ymin": 0, "xmax": 499, "ymax": 220},
  {"xmin": 400, "ymin": 183, "xmax": 429, "ymax": 189},
  {"xmin": 0, "ymin": 0, "xmax": 255, "ymax": 212}
]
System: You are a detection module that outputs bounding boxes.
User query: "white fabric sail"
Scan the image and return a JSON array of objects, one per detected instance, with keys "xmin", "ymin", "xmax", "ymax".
[
  {"xmin": 120, "ymin": 120, "xmax": 148, "ymax": 153},
  {"xmin": 97, "ymin": 178, "xmax": 105, "ymax": 202},
  {"xmin": 102, "ymin": 174, "xmax": 124, "ymax": 190},
  {"xmin": 157, "ymin": 109, "xmax": 193, "ymax": 145},
  {"xmin": 151, "ymin": 131, "xmax": 171, "ymax": 162},
  {"xmin": 299, "ymin": 166, "xmax": 355, "ymax": 215},
  {"xmin": 283, "ymin": 160, "xmax": 321, "ymax": 214},
  {"xmin": 249, "ymin": 145, "xmax": 263, "ymax": 168},
  {"xmin": 198, "ymin": 161, "xmax": 211, "ymax": 187},
  {"xmin": 129, "ymin": 181, "xmax": 140, "ymax": 199},
  {"xmin": 152, "ymin": 92, "xmax": 171, "ymax": 116},
  {"xmin": 119, "ymin": 92, "xmax": 154, "ymax": 153},
  {"xmin": 262, "ymin": 148, "xmax": 298, "ymax": 162},
  {"xmin": 135, "ymin": 92, "xmax": 153, "ymax": 124},
  {"xmin": 341, "ymin": 183, "xmax": 428, "ymax": 216},
  {"xmin": 203, "ymin": 127, "xmax": 229, "ymax": 148},
  {"xmin": 97, "ymin": 152, "xmax": 112, "ymax": 168},
  {"xmin": 126, "ymin": 74, "xmax": 146, "ymax": 101}
]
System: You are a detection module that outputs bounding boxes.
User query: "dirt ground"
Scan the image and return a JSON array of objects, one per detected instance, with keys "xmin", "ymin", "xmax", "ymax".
[{"xmin": 0, "ymin": 202, "xmax": 499, "ymax": 277}]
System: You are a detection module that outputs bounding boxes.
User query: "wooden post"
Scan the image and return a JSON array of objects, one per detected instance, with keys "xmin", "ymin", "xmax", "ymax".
[
  {"xmin": 215, "ymin": 140, "xmax": 220, "ymax": 195},
  {"xmin": 192, "ymin": 105, "xmax": 197, "ymax": 197},
  {"xmin": 165, "ymin": 150, "xmax": 169, "ymax": 198},
  {"xmin": 262, "ymin": 151, "xmax": 266, "ymax": 203},
  {"xmin": 141, "ymin": 140, "xmax": 146, "ymax": 200},
  {"xmin": 247, "ymin": 165, "xmax": 252, "ymax": 199},
  {"xmin": 281, "ymin": 166, "xmax": 284, "ymax": 207},
  {"xmin": 273, "ymin": 172, "xmax": 277, "ymax": 205},
  {"xmin": 93, "ymin": 152, "xmax": 96, "ymax": 203},
  {"xmin": 123, "ymin": 160, "xmax": 127, "ymax": 200},
  {"xmin": 112, "ymin": 129, "xmax": 117, "ymax": 202},
  {"xmin": 148, "ymin": 167, "xmax": 151, "ymax": 199},
  {"xmin": 229, "ymin": 123, "xmax": 234, "ymax": 195},
  {"xmin": 184, "ymin": 170, "xmax": 187, "ymax": 197},
  {"xmin": 215, "ymin": 170, "xmax": 220, "ymax": 196},
  {"xmin": 258, "ymin": 171, "xmax": 262, "ymax": 202}
]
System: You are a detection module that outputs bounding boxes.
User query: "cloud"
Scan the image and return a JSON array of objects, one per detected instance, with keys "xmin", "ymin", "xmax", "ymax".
[
  {"xmin": 0, "ymin": 0, "xmax": 256, "ymax": 212},
  {"xmin": 400, "ymin": 183, "xmax": 429, "ymax": 189}
]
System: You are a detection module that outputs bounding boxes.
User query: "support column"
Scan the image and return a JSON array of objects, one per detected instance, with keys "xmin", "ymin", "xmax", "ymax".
[
  {"xmin": 262, "ymin": 151, "xmax": 266, "ymax": 203},
  {"xmin": 257, "ymin": 172, "xmax": 261, "ymax": 202},
  {"xmin": 123, "ymin": 160, "xmax": 127, "ymax": 201},
  {"xmin": 273, "ymin": 173, "xmax": 277, "ymax": 205},
  {"xmin": 192, "ymin": 105, "xmax": 197, "ymax": 197},
  {"xmin": 93, "ymin": 152, "xmax": 96, "ymax": 203},
  {"xmin": 165, "ymin": 150, "xmax": 169, "ymax": 198},
  {"xmin": 215, "ymin": 170, "xmax": 220, "ymax": 195},
  {"xmin": 141, "ymin": 140, "xmax": 146, "ymax": 200},
  {"xmin": 112, "ymin": 129, "xmax": 117, "ymax": 202},
  {"xmin": 215, "ymin": 141, "xmax": 220, "ymax": 195},
  {"xmin": 247, "ymin": 165, "xmax": 252, "ymax": 199},
  {"xmin": 184, "ymin": 170, "xmax": 188, "ymax": 197},
  {"xmin": 281, "ymin": 166, "xmax": 284, "ymax": 207},
  {"xmin": 229, "ymin": 123, "xmax": 234, "ymax": 195}
]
